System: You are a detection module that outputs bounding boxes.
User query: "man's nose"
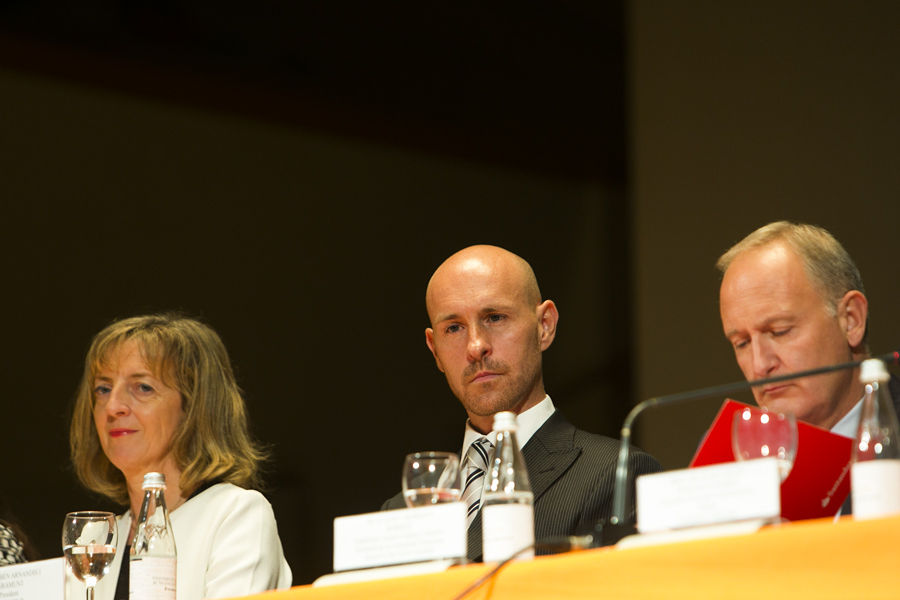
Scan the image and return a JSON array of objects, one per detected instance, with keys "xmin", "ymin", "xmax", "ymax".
[
  {"xmin": 466, "ymin": 326, "xmax": 491, "ymax": 362},
  {"xmin": 750, "ymin": 337, "xmax": 780, "ymax": 378}
]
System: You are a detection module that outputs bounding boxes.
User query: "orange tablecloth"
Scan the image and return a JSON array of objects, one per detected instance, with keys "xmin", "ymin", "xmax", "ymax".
[{"xmin": 233, "ymin": 515, "xmax": 900, "ymax": 600}]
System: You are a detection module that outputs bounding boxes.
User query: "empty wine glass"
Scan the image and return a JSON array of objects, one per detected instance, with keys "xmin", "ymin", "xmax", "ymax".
[
  {"xmin": 62, "ymin": 511, "xmax": 118, "ymax": 600},
  {"xmin": 402, "ymin": 451, "xmax": 462, "ymax": 507},
  {"xmin": 732, "ymin": 407, "xmax": 798, "ymax": 481}
]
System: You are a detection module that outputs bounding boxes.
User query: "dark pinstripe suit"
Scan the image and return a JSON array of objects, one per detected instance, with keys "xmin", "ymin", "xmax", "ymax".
[{"xmin": 383, "ymin": 410, "xmax": 661, "ymax": 561}]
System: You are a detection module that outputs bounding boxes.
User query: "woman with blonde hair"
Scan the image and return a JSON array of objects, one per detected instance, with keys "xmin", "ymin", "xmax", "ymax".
[{"xmin": 69, "ymin": 314, "xmax": 291, "ymax": 600}]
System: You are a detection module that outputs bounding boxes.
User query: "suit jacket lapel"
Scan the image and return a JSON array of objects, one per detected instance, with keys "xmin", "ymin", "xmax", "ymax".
[{"xmin": 523, "ymin": 411, "xmax": 581, "ymax": 502}]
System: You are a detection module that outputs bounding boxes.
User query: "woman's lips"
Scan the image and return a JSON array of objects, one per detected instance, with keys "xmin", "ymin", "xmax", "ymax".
[{"xmin": 109, "ymin": 428, "xmax": 137, "ymax": 438}]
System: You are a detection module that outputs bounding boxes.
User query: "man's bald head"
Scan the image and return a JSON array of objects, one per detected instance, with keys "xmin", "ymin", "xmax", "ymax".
[
  {"xmin": 423, "ymin": 244, "xmax": 558, "ymax": 431},
  {"xmin": 426, "ymin": 245, "xmax": 542, "ymax": 324}
]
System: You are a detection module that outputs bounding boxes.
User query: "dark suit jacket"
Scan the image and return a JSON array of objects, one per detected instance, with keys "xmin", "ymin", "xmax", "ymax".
[{"xmin": 382, "ymin": 410, "xmax": 661, "ymax": 561}]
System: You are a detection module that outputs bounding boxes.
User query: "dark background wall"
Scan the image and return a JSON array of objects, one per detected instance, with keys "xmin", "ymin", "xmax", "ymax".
[
  {"xmin": 0, "ymin": 3, "xmax": 631, "ymax": 584},
  {"xmin": 1, "ymin": 1, "xmax": 898, "ymax": 586}
]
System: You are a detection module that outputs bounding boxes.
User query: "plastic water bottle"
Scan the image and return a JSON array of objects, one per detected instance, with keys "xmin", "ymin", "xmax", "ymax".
[
  {"xmin": 130, "ymin": 472, "xmax": 177, "ymax": 599},
  {"xmin": 851, "ymin": 359, "xmax": 900, "ymax": 519},
  {"xmin": 482, "ymin": 411, "xmax": 535, "ymax": 562}
]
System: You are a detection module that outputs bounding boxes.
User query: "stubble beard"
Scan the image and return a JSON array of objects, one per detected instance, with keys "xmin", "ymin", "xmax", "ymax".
[{"xmin": 459, "ymin": 357, "xmax": 540, "ymax": 418}]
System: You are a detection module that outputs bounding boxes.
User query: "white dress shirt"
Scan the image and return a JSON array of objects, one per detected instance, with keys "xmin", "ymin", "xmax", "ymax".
[
  {"xmin": 831, "ymin": 398, "xmax": 863, "ymax": 438},
  {"xmin": 459, "ymin": 395, "xmax": 556, "ymax": 503}
]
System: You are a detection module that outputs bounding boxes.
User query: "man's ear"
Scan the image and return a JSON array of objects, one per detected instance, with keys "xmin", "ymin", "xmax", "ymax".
[
  {"xmin": 838, "ymin": 290, "xmax": 868, "ymax": 351},
  {"xmin": 425, "ymin": 328, "xmax": 445, "ymax": 373},
  {"xmin": 537, "ymin": 300, "xmax": 559, "ymax": 351}
]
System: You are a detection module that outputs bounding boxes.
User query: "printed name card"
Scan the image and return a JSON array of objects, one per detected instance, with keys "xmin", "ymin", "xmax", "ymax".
[
  {"xmin": 333, "ymin": 502, "xmax": 466, "ymax": 572},
  {"xmin": 0, "ymin": 557, "xmax": 65, "ymax": 600},
  {"xmin": 636, "ymin": 458, "xmax": 781, "ymax": 533}
]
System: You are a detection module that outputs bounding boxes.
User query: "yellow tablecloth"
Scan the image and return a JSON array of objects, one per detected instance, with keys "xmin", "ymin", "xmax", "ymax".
[{"xmin": 234, "ymin": 515, "xmax": 900, "ymax": 600}]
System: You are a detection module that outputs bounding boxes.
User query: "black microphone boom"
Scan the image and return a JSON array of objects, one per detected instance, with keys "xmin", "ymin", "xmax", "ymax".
[{"xmin": 608, "ymin": 349, "xmax": 900, "ymax": 533}]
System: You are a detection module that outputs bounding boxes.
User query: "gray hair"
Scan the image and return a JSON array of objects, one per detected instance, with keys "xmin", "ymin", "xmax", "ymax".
[{"xmin": 716, "ymin": 221, "xmax": 866, "ymax": 319}]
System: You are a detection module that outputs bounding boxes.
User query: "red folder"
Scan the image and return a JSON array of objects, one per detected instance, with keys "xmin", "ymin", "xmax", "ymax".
[{"xmin": 690, "ymin": 399, "xmax": 853, "ymax": 521}]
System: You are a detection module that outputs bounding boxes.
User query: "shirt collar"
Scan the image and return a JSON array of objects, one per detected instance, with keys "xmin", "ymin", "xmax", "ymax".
[
  {"xmin": 461, "ymin": 395, "xmax": 556, "ymax": 456},
  {"xmin": 831, "ymin": 397, "xmax": 863, "ymax": 438}
]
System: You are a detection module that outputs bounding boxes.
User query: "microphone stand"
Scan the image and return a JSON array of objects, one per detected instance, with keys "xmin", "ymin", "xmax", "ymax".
[{"xmin": 602, "ymin": 350, "xmax": 900, "ymax": 544}]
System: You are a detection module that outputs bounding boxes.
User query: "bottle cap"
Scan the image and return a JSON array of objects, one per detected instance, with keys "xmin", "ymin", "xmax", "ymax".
[
  {"xmin": 492, "ymin": 411, "xmax": 518, "ymax": 432},
  {"xmin": 859, "ymin": 358, "xmax": 890, "ymax": 384},
  {"xmin": 142, "ymin": 472, "xmax": 167, "ymax": 490}
]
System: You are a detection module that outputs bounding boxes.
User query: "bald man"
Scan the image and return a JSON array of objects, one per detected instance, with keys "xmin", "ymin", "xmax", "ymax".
[
  {"xmin": 383, "ymin": 245, "xmax": 660, "ymax": 560},
  {"xmin": 717, "ymin": 221, "xmax": 900, "ymax": 435}
]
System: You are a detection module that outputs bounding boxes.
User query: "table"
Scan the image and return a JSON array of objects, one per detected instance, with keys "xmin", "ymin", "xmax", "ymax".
[{"xmin": 234, "ymin": 515, "xmax": 899, "ymax": 599}]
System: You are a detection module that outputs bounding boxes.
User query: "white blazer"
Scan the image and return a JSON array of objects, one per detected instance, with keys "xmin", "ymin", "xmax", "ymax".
[{"xmin": 67, "ymin": 483, "xmax": 292, "ymax": 600}]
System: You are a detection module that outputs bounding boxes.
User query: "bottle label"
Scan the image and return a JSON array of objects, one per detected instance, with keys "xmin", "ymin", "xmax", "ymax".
[
  {"xmin": 130, "ymin": 556, "xmax": 176, "ymax": 600},
  {"xmin": 851, "ymin": 459, "xmax": 900, "ymax": 520},
  {"xmin": 482, "ymin": 503, "xmax": 535, "ymax": 563}
]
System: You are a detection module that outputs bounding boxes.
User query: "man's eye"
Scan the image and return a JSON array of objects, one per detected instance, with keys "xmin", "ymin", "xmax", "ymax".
[
  {"xmin": 772, "ymin": 328, "xmax": 791, "ymax": 337},
  {"xmin": 733, "ymin": 339, "xmax": 749, "ymax": 350},
  {"xmin": 486, "ymin": 314, "xmax": 505, "ymax": 323},
  {"xmin": 445, "ymin": 324, "xmax": 461, "ymax": 334}
]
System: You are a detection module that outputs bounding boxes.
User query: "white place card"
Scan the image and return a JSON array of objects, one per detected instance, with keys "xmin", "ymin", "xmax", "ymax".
[
  {"xmin": 636, "ymin": 457, "xmax": 781, "ymax": 533},
  {"xmin": 0, "ymin": 557, "xmax": 65, "ymax": 600},
  {"xmin": 333, "ymin": 502, "xmax": 466, "ymax": 572},
  {"xmin": 851, "ymin": 459, "xmax": 900, "ymax": 520},
  {"xmin": 313, "ymin": 558, "xmax": 459, "ymax": 587},
  {"xmin": 617, "ymin": 519, "xmax": 767, "ymax": 550}
]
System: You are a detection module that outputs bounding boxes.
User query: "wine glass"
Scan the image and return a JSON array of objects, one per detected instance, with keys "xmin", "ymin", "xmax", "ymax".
[
  {"xmin": 62, "ymin": 511, "xmax": 118, "ymax": 600},
  {"xmin": 402, "ymin": 451, "xmax": 462, "ymax": 507},
  {"xmin": 732, "ymin": 407, "xmax": 798, "ymax": 481}
]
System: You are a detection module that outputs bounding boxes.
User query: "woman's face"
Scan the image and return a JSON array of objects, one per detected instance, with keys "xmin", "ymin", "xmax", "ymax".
[{"xmin": 92, "ymin": 339, "xmax": 185, "ymax": 481}]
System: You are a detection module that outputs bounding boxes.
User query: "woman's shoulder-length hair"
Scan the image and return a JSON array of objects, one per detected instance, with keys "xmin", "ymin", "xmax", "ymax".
[{"xmin": 69, "ymin": 313, "xmax": 268, "ymax": 506}]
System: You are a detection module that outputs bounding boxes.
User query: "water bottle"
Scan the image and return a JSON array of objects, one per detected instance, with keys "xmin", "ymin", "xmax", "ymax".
[
  {"xmin": 130, "ymin": 472, "xmax": 177, "ymax": 599},
  {"xmin": 482, "ymin": 411, "xmax": 535, "ymax": 562},
  {"xmin": 851, "ymin": 359, "xmax": 900, "ymax": 519}
]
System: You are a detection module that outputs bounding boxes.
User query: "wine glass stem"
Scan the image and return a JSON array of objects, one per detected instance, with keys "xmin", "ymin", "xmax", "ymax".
[{"xmin": 86, "ymin": 584, "xmax": 94, "ymax": 600}]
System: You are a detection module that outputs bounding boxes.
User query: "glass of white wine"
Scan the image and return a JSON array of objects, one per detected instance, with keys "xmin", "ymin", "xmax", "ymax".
[
  {"xmin": 402, "ymin": 451, "xmax": 461, "ymax": 507},
  {"xmin": 732, "ymin": 407, "xmax": 798, "ymax": 481},
  {"xmin": 62, "ymin": 511, "xmax": 118, "ymax": 600}
]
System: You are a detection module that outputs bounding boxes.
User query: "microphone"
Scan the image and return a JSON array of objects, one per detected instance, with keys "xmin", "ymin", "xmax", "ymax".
[{"xmin": 602, "ymin": 349, "xmax": 900, "ymax": 544}]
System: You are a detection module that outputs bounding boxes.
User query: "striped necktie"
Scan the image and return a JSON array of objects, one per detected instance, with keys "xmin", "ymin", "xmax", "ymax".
[{"xmin": 461, "ymin": 437, "xmax": 493, "ymax": 527}]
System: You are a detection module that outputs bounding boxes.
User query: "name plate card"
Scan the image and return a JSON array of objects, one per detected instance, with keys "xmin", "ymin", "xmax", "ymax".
[
  {"xmin": 333, "ymin": 502, "xmax": 466, "ymax": 572},
  {"xmin": 0, "ymin": 558, "xmax": 65, "ymax": 600},
  {"xmin": 636, "ymin": 458, "xmax": 781, "ymax": 533}
]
